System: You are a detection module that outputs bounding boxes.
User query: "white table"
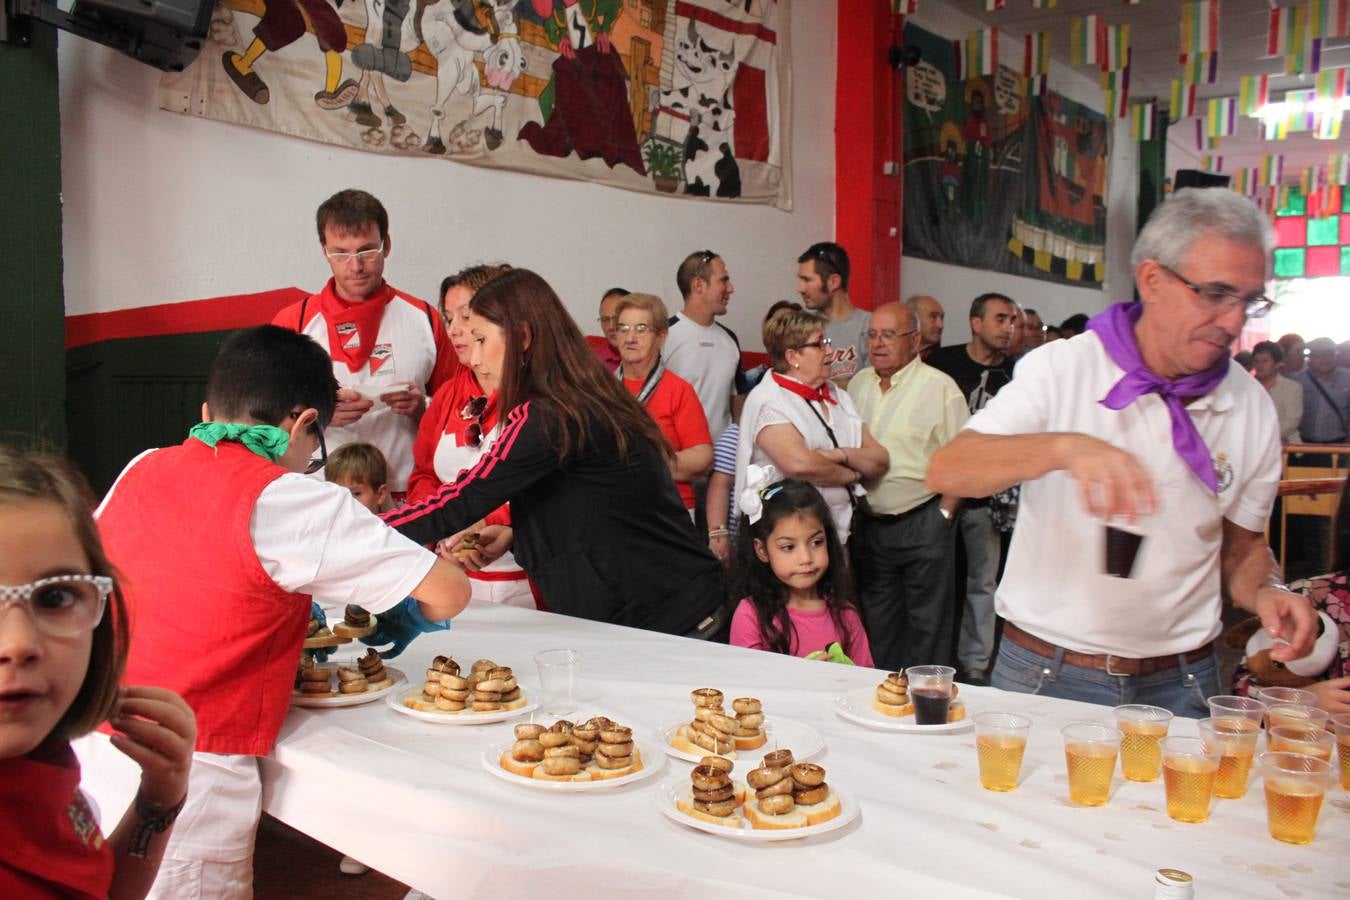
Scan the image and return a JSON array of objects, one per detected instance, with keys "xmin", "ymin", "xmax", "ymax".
[{"xmin": 263, "ymin": 603, "xmax": 1348, "ymax": 899}]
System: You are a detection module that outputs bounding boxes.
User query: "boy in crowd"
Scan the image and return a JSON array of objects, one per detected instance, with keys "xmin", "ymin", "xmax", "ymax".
[
  {"xmin": 81, "ymin": 325, "xmax": 469, "ymax": 899},
  {"xmin": 326, "ymin": 442, "xmax": 391, "ymax": 514}
]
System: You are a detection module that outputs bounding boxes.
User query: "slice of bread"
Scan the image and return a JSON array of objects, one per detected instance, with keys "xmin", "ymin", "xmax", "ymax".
[
  {"xmin": 331, "ymin": 619, "xmax": 378, "ymax": 639},
  {"xmin": 531, "ymin": 767, "xmax": 592, "ymax": 782},
  {"xmin": 797, "ymin": 791, "xmax": 841, "ymax": 826},
  {"xmin": 674, "ymin": 787, "xmax": 744, "ymax": 828},
  {"xmin": 872, "ymin": 697, "xmax": 914, "ymax": 718},
  {"xmin": 366, "ymin": 677, "xmax": 395, "ymax": 692},
  {"xmin": 499, "ymin": 751, "xmax": 538, "ymax": 778},
  {"xmin": 588, "ymin": 762, "xmax": 632, "ymax": 780},
  {"xmin": 744, "ymin": 803, "xmax": 808, "ymax": 830},
  {"xmin": 671, "ymin": 728, "xmax": 737, "ymax": 759},
  {"xmin": 502, "ymin": 696, "xmax": 529, "ymax": 711},
  {"xmin": 733, "ymin": 730, "xmax": 767, "ymax": 751}
]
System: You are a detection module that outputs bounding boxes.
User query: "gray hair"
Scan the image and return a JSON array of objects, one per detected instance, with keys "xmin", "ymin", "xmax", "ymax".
[{"xmin": 1131, "ymin": 188, "xmax": 1274, "ymax": 271}]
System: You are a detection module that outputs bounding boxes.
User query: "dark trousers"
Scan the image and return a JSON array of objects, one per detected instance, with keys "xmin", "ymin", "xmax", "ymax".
[{"xmin": 855, "ymin": 496, "xmax": 955, "ymax": 672}]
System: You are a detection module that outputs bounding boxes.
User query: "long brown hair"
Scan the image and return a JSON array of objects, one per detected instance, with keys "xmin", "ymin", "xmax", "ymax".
[
  {"xmin": 469, "ymin": 269, "xmax": 669, "ymax": 461},
  {"xmin": 0, "ymin": 447, "xmax": 128, "ymax": 741}
]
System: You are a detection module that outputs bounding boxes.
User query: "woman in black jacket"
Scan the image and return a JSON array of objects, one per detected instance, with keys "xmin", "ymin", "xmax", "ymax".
[{"xmin": 384, "ymin": 268, "xmax": 724, "ymax": 637}]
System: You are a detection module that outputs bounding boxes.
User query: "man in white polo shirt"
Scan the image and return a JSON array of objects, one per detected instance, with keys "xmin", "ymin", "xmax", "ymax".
[
  {"xmin": 927, "ymin": 188, "xmax": 1316, "ymax": 717},
  {"xmin": 664, "ymin": 249, "xmax": 748, "ymax": 441}
]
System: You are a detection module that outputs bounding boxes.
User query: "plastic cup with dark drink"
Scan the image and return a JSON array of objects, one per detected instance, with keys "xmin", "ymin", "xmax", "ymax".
[
  {"xmin": 1103, "ymin": 525, "xmax": 1144, "ymax": 578},
  {"xmin": 906, "ymin": 665, "xmax": 956, "ymax": 725}
]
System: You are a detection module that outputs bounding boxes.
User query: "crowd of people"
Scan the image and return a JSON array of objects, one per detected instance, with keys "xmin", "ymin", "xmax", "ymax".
[{"xmin": 3, "ymin": 186, "xmax": 1344, "ymax": 900}]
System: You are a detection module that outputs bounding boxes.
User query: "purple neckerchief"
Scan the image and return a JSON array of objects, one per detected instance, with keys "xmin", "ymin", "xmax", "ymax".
[{"xmin": 1087, "ymin": 302, "xmax": 1228, "ymax": 494}]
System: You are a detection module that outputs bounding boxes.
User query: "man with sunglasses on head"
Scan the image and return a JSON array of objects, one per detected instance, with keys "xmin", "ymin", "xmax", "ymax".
[
  {"xmin": 664, "ymin": 250, "xmax": 747, "ymax": 442},
  {"xmin": 797, "ymin": 242, "xmax": 870, "ymax": 388},
  {"xmin": 927, "ymin": 292, "xmax": 1018, "ymax": 686},
  {"xmin": 928, "ymin": 189, "xmax": 1317, "ymax": 718},
  {"xmin": 273, "ymin": 189, "xmax": 457, "ymax": 499}
]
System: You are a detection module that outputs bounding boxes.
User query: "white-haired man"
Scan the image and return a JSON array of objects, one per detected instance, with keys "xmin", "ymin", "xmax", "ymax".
[{"xmin": 928, "ymin": 188, "xmax": 1317, "ymax": 717}]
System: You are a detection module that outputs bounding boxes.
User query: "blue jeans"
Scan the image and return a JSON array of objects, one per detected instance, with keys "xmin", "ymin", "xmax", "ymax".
[{"xmin": 990, "ymin": 633, "xmax": 1221, "ymax": 718}]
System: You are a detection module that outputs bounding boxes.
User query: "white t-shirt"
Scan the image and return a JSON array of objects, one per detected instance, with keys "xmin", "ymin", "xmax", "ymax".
[
  {"xmin": 432, "ymin": 423, "xmax": 523, "ymax": 576},
  {"xmin": 100, "ymin": 451, "xmax": 435, "ymax": 612},
  {"xmin": 297, "ymin": 298, "xmax": 444, "ymax": 491},
  {"xmin": 734, "ymin": 373, "xmax": 866, "ymax": 542},
  {"xmin": 824, "ymin": 308, "xmax": 871, "ymax": 384},
  {"xmin": 663, "ymin": 314, "xmax": 742, "ymax": 440},
  {"xmin": 965, "ymin": 333, "xmax": 1281, "ymax": 657}
]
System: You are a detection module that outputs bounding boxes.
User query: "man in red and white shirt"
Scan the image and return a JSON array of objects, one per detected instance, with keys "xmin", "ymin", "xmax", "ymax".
[{"xmin": 273, "ymin": 189, "xmax": 457, "ymax": 495}]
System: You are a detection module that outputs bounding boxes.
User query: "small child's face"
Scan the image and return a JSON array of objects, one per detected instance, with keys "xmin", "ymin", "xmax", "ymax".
[
  {"xmin": 333, "ymin": 477, "xmax": 388, "ymax": 514},
  {"xmin": 754, "ymin": 511, "xmax": 829, "ymax": 594},
  {"xmin": 0, "ymin": 500, "xmax": 95, "ymax": 757}
]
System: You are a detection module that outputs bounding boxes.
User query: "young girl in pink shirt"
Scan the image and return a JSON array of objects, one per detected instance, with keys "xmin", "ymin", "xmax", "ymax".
[{"xmin": 729, "ymin": 474, "xmax": 873, "ymax": 666}]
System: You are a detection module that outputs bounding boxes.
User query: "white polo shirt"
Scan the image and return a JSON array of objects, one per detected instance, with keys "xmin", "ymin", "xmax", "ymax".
[
  {"xmin": 965, "ymin": 333, "xmax": 1281, "ymax": 658},
  {"xmin": 664, "ymin": 314, "xmax": 742, "ymax": 440}
]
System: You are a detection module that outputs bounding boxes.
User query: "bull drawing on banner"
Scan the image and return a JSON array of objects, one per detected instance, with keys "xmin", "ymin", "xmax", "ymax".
[{"xmin": 653, "ymin": 16, "xmax": 741, "ymax": 198}]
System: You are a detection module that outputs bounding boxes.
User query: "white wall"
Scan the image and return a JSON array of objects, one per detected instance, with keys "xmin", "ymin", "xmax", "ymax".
[
  {"xmin": 57, "ymin": 1, "xmax": 838, "ymax": 350},
  {"xmin": 901, "ymin": 5, "xmax": 1138, "ymax": 344}
]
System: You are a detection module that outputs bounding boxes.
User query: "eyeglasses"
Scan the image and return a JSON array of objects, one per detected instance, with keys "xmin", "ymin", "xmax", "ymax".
[
  {"xmin": 597, "ymin": 315, "xmax": 619, "ymax": 326},
  {"xmin": 324, "ymin": 245, "xmax": 385, "ymax": 265},
  {"xmin": 304, "ymin": 424, "xmax": 328, "ymax": 475},
  {"xmin": 0, "ymin": 575, "xmax": 111, "ymax": 637},
  {"xmin": 865, "ymin": 328, "xmax": 918, "ymax": 341},
  {"xmin": 1158, "ymin": 264, "xmax": 1274, "ymax": 318},
  {"xmin": 615, "ymin": 323, "xmax": 655, "ymax": 335},
  {"xmin": 460, "ymin": 395, "xmax": 488, "ymax": 448},
  {"xmin": 799, "ymin": 336, "xmax": 834, "ymax": 351}
]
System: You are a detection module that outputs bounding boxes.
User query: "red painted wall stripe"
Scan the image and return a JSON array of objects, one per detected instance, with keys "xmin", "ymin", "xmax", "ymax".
[{"xmin": 64, "ymin": 288, "xmax": 308, "ymax": 349}]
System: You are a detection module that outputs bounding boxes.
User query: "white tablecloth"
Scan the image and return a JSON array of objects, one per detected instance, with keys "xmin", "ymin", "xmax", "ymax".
[{"xmin": 263, "ymin": 603, "xmax": 1348, "ymax": 899}]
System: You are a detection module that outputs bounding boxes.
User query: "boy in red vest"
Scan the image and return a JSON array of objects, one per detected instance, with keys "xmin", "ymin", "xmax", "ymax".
[{"xmin": 84, "ymin": 325, "xmax": 469, "ymax": 898}]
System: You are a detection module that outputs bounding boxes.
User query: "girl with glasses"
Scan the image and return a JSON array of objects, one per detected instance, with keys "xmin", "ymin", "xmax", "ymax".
[{"xmin": 0, "ymin": 447, "xmax": 195, "ymax": 899}]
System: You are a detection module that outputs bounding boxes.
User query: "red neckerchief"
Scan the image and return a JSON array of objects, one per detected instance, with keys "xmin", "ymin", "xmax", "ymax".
[
  {"xmin": 0, "ymin": 739, "xmax": 114, "ymax": 900},
  {"xmin": 772, "ymin": 371, "xmax": 837, "ymax": 405},
  {"xmin": 316, "ymin": 278, "xmax": 395, "ymax": 373}
]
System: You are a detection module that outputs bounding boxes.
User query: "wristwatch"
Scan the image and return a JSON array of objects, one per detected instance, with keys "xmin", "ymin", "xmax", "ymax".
[{"xmin": 128, "ymin": 791, "xmax": 186, "ymax": 858}]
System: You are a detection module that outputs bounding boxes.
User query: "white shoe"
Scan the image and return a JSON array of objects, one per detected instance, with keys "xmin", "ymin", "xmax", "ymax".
[{"xmin": 339, "ymin": 855, "xmax": 370, "ymax": 876}]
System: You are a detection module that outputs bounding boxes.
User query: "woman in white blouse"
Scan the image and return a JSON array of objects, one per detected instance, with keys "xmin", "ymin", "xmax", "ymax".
[{"xmin": 735, "ymin": 307, "xmax": 888, "ymax": 542}]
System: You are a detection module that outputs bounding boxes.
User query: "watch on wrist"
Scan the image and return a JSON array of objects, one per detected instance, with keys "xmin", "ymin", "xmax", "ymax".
[
  {"xmin": 128, "ymin": 791, "xmax": 186, "ymax": 858},
  {"xmin": 1261, "ymin": 582, "xmax": 1294, "ymax": 594}
]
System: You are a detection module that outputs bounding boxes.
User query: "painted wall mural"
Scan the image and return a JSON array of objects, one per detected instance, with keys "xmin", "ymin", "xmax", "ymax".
[{"xmin": 160, "ymin": 0, "xmax": 791, "ymax": 207}]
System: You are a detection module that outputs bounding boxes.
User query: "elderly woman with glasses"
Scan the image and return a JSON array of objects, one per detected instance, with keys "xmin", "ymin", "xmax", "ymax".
[
  {"xmin": 733, "ymin": 308, "xmax": 888, "ymax": 543},
  {"xmin": 613, "ymin": 293, "xmax": 713, "ymax": 516}
]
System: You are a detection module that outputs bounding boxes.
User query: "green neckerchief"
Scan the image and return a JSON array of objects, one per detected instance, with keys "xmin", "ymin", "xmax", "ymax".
[{"xmin": 188, "ymin": 422, "xmax": 289, "ymax": 463}]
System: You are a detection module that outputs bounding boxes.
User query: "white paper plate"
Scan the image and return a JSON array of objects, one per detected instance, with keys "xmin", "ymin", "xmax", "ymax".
[
  {"xmin": 833, "ymin": 686, "xmax": 973, "ymax": 733},
  {"xmin": 291, "ymin": 667, "xmax": 406, "ymax": 708},
  {"xmin": 385, "ymin": 686, "xmax": 539, "ymax": 725},
  {"xmin": 656, "ymin": 717, "xmax": 825, "ymax": 768},
  {"xmin": 655, "ymin": 776, "xmax": 859, "ymax": 842},
  {"xmin": 481, "ymin": 736, "xmax": 666, "ymax": 792}
]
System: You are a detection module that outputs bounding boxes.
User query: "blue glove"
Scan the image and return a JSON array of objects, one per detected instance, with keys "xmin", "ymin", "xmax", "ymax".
[
  {"xmin": 359, "ymin": 597, "xmax": 450, "ymax": 659},
  {"xmin": 303, "ymin": 602, "xmax": 336, "ymax": 664}
]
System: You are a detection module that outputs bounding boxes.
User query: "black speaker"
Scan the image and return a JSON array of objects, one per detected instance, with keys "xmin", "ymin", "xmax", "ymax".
[{"xmin": 1174, "ymin": 169, "xmax": 1231, "ymax": 190}]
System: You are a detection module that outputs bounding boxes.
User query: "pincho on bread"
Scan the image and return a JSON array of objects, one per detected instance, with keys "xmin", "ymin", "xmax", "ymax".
[
  {"xmin": 331, "ymin": 604, "xmax": 378, "ymax": 639},
  {"xmin": 499, "ymin": 717, "xmax": 645, "ymax": 782},
  {"xmin": 872, "ymin": 672, "xmax": 965, "ymax": 722},
  {"xmin": 742, "ymin": 751, "xmax": 841, "ymax": 830},
  {"xmin": 674, "ymin": 756, "xmax": 747, "ymax": 828},
  {"xmin": 302, "ymin": 613, "xmax": 349, "ymax": 649},
  {"xmin": 670, "ymin": 688, "xmax": 768, "ymax": 757}
]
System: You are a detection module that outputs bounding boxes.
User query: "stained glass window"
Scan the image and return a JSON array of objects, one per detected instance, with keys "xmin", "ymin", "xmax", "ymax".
[{"xmin": 1272, "ymin": 187, "xmax": 1350, "ymax": 280}]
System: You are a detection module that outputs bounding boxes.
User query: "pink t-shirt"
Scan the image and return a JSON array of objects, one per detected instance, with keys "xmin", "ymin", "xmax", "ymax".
[{"xmin": 730, "ymin": 598, "xmax": 874, "ymax": 668}]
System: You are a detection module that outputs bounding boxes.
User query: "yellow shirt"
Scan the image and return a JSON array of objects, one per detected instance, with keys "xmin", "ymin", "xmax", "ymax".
[{"xmin": 847, "ymin": 359, "xmax": 969, "ymax": 515}]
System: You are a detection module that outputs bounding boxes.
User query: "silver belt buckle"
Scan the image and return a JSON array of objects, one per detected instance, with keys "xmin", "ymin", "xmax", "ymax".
[{"xmin": 1104, "ymin": 654, "xmax": 1132, "ymax": 677}]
